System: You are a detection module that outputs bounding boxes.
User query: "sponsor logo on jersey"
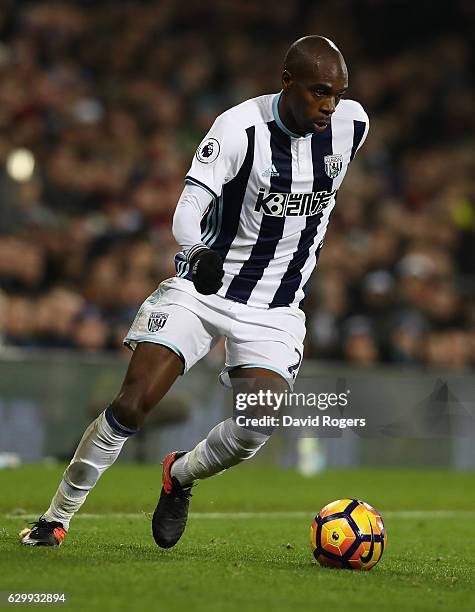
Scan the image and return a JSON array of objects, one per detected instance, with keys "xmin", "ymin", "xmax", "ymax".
[
  {"xmin": 196, "ymin": 138, "xmax": 220, "ymax": 163},
  {"xmin": 324, "ymin": 154, "xmax": 343, "ymax": 178},
  {"xmin": 148, "ymin": 311, "xmax": 169, "ymax": 332},
  {"xmin": 254, "ymin": 188, "xmax": 335, "ymax": 217}
]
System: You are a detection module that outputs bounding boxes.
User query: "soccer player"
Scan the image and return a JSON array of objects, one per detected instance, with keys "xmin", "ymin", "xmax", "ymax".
[{"xmin": 20, "ymin": 35, "xmax": 368, "ymax": 547}]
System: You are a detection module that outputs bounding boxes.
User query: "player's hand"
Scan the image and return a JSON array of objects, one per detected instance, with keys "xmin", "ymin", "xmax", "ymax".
[{"xmin": 188, "ymin": 246, "xmax": 224, "ymax": 295}]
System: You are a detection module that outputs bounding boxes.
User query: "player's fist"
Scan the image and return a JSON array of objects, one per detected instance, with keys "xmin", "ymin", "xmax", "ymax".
[{"xmin": 188, "ymin": 246, "xmax": 224, "ymax": 295}]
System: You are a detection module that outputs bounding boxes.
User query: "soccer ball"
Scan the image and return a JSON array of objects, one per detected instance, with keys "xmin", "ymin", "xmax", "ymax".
[{"xmin": 310, "ymin": 499, "xmax": 387, "ymax": 570}]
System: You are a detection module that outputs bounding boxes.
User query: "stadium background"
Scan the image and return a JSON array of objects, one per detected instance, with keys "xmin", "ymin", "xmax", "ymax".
[
  {"xmin": 0, "ymin": 0, "xmax": 474, "ymax": 468},
  {"xmin": 0, "ymin": 3, "xmax": 474, "ymax": 611}
]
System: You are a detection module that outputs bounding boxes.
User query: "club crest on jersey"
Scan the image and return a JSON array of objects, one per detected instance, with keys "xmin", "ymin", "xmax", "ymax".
[
  {"xmin": 147, "ymin": 312, "xmax": 169, "ymax": 332},
  {"xmin": 196, "ymin": 138, "xmax": 220, "ymax": 163},
  {"xmin": 324, "ymin": 154, "xmax": 343, "ymax": 178},
  {"xmin": 254, "ymin": 188, "xmax": 335, "ymax": 217}
]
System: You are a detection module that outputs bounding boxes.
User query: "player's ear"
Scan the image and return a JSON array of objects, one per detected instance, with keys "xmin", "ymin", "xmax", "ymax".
[{"xmin": 282, "ymin": 70, "xmax": 293, "ymax": 90}]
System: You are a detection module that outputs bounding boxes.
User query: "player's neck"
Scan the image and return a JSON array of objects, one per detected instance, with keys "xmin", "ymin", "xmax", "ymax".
[{"xmin": 278, "ymin": 94, "xmax": 307, "ymax": 137}]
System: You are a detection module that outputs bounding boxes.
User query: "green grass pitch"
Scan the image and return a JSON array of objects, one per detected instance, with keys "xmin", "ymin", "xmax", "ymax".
[{"xmin": 1, "ymin": 464, "xmax": 474, "ymax": 611}]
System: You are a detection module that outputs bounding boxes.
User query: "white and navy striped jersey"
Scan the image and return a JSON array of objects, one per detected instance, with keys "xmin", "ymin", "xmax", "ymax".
[{"xmin": 175, "ymin": 92, "xmax": 369, "ymax": 309}]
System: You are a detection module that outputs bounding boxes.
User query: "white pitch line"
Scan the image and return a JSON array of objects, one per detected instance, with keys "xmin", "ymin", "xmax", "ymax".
[{"xmin": 5, "ymin": 510, "xmax": 475, "ymax": 521}]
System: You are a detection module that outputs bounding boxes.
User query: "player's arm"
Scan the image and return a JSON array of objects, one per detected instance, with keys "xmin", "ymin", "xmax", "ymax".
[
  {"xmin": 173, "ymin": 113, "xmax": 247, "ymax": 295},
  {"xmin": 172, "ymin": 184, "xmax": 224, "ymax": 295}
]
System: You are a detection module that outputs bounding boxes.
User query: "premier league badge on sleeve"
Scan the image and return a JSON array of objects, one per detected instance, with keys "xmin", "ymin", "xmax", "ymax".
[
  {"xmin": 196, "ymin": 138, "xmax": 220, "ymax": 163},
  {"xmin": 148, "ymin": 312, "xmax": 169, "ymax": 332},
  {"xmin": 324, "ymin": 154, "xmax": 343, "ymax": 178}
]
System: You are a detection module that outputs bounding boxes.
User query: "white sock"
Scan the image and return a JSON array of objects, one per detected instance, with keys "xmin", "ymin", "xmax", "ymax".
[
  {"xmin": 171, "ymin": 418, "xmax": 270, "ymax": 486},
  {"xmin": 42, "ymin": 407, "xmax": 137, "ymax": 530}
]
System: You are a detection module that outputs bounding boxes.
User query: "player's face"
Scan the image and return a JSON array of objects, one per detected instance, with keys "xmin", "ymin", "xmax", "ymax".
[{"xmin": 281, "ymin": 62, "xmax": 348, "ymax": 135}]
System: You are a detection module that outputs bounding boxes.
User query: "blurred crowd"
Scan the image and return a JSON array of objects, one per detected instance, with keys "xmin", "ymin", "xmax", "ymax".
[{"xmin": 0, "ymin": 0, "xmax": 474, "ymax": 369}]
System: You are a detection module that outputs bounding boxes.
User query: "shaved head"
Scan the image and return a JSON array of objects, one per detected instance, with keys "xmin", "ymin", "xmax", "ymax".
[
  {"xmin": 284, "ymin": 36, "xmax": 346, "ymax": 81},
  {"xmin": 279, "ymin": 35, "xmax": 349, "ymax": 136}
]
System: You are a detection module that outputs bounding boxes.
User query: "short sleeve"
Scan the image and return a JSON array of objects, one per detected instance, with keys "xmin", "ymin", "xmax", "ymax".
[
  {"xmin": 185, "ymin": 113, "xmax": 248, "ymax": 200},
  {"xmin": 352, "ymin": 105, "xmax": 369, "ymax": 157},
  {"xmin": 356, "ymin": 112, "xmax": 369, "ymax": 153}
]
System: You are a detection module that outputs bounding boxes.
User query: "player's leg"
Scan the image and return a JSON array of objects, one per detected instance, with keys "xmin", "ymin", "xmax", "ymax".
[
  {"xmin": 170, "ymin": 367, "xmax": 286, "ymax": 483},
  {"xmin": 153, "ymin": 305, "xmax": 304, "ymax": 549},
  {"xmin": 21, "ymin": 281, "xmax": 219, "ymax": 546},
  {"xmin": 153, "ymin": 367, "xmax": 286, "ymax": 548},
  {"xmin": 167, "ymin": 305, "xmax": 305, "ymax": 491},
  {"xmin": 20, "ymin": 343, "xmax": 183, "ymax": 546}
]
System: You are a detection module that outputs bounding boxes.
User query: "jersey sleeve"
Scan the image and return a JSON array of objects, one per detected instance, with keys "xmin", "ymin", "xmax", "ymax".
[
  {"xmin": 353, "ymin": 105, "xmax": 370, "ymax": 157},
  {"xmin": 185, "ymin": 113, "xmax": 248, "ymax": 200}
]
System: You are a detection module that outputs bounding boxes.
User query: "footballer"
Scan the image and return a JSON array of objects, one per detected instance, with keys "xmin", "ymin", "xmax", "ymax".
[{"xmin": 20, "ymin": 36, "xmax": 369, "ymax": 548}]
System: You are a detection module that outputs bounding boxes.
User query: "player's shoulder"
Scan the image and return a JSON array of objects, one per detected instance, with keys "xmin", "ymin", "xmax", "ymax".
[
  {"xmin": 202, "ymin": 96, "xmax": 272, "ymax": 158},
  {"xmin": 333, "ymin": 99, "xmax": 369, "ymax": 124},
  {"xmin": 217, "ymin": 94, "xmax": 275, "ymax": 131}
]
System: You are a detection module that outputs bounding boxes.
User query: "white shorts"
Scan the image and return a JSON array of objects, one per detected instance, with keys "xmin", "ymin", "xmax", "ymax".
[{"xmin": 124, "ymin": 277, "xmax": 306, "ymax": 388}]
